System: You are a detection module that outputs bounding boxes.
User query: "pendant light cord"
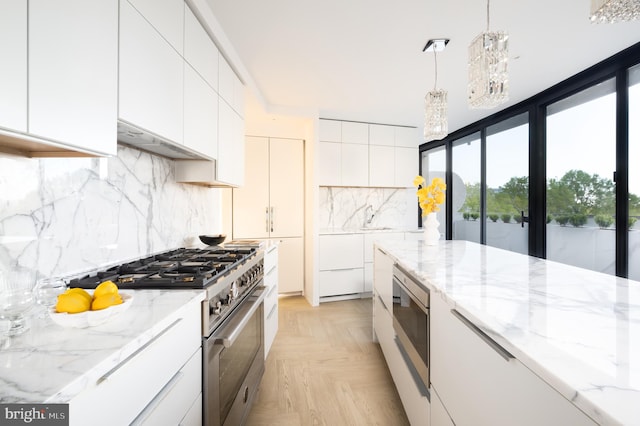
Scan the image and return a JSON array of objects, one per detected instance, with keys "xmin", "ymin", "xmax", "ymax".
[
  {"xmin": 487, "ymin": 0, "xmax": 490, "ymax": 31},
  {"xmin": 433, "ymin": 49, "xmax": 438, "ymax": 91}
]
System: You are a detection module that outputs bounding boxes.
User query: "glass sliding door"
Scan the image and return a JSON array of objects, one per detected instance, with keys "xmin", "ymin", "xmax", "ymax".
[
  {"xmin": 486, "ymin": 113, "xmax": 529, "ymax": 254},
  {"xmin": 452, "ymin": 133, "xmax": 481, "ymax": 243},
  {"xmin": 546, "ymin": 79, "xmax": 617, "ymax": 275},
  {"xmin": 629, "ymin": 65, "xmax": 640, "ymax": 281},
  {"xmin": 421, "ymin": 146, "xmax": 447, "ymax": 234}
]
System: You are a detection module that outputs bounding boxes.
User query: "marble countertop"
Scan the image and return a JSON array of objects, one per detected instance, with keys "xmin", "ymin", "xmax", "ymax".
[
  {"xmin": 0, "ymin": 289, "xmax": 205, "ymax": 404},
  {"xmin": 320, "ymin": 227, "xmax": 422, "ymax": 235},
  {"xmin": 375, "ymin": 239, "xmax": 640, "ymax": 426}
]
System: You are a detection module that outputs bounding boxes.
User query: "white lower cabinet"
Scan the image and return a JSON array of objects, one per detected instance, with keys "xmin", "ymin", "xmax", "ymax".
[
  {"xmin": 319, "ymin": 234, "xmax": 364, "ymax": 298},
  {"xmin": 319, "ymin": 269, "xmax": 363, "ymax": 297},
  {"xmin": 430, "ymin": 389, "xmax": 454, "ymax": 426},
  {"xmin": 430, "ymin": 295, "xmax": 597, "ymax": 426},
  {"xmin": 264, "ymin": 245, "xmax": 279, "ymax": 358},
  {"xmin": 373, "ymin": 293, "xmax": 429, "ymax": 425},
  {"xmin": 69, "ymin": 304, "xmax": 201, "ymax": 426}
]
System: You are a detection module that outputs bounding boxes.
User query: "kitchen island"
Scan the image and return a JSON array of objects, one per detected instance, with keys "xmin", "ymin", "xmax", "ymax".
[
  {"xmin": 0, "ymin": 289, "xmax": 204, "ymax": 424},
  {"xmin": 374, "ymin": 239, "xmax": 640, "ymax": 426}
]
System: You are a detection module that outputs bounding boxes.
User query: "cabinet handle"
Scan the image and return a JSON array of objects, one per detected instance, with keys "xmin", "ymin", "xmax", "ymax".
[
  {"xmin": 97, "ymin": 319, "xmax": 182, "ymax": 384},
  {"xmin": 130, "ymin": 370, "xmax": 185, "ymax": 425},
  {"xmin": 451, "ymin": 309, "xmax": 514, "ymax": 361},
  {"xmin": 270, "ymin": 207, "xmax": 274, "ymax": 233},
  {"xmin": 265, "ymin": 207, "xmax": 269, "ymax": 233}
]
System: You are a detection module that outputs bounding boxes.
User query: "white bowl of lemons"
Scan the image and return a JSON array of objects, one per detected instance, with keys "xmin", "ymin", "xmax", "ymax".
[{"xmin": 49, "ymin": 281, "xmax": 134, "ymax": 328}]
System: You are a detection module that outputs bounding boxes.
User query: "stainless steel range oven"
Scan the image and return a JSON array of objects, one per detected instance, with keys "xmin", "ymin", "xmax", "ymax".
[
  {"xmin": 69, "ymin": 246, "xmax": 267, "ymax": 426},
  {"xmin": 202, "ymin": 251, "xmax": 266, "ymax": 426},
  {"xmin": 392, "ymin": 263, "xmax": 430, "ymax": 392}
]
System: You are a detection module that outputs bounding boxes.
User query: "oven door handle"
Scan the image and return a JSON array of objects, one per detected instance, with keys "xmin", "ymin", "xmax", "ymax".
[{"xmin": 214, "ymin": 287, "xmax": 266, "ymax": 348}]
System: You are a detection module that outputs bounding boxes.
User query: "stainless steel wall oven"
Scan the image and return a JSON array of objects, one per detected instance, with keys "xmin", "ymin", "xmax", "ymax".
[{"xmin": 392, "ymin": 263, "xmax": 430, "ymax": 392}]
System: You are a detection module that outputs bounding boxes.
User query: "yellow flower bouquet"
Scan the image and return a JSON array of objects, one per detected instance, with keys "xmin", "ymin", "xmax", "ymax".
[{"xmin": 414, "ymin": 175, "xmax": 446, "ymax": 216}]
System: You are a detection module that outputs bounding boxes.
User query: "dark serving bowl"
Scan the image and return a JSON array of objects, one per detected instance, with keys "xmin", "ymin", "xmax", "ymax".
[{"xmin": 199, "ymin": 234, "xmax": 226, "ymax": 246}]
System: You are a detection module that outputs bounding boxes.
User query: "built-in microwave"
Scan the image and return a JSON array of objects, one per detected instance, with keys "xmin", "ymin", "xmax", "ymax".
[{"xmin": 392, "ymin": 263, "xmax": 430, "ymax": 392}]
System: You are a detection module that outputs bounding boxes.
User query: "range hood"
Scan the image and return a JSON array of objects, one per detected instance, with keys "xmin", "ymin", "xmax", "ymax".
[{"xmin": 117, "ymin": 121, "xmax": 208, "ymax": 160}]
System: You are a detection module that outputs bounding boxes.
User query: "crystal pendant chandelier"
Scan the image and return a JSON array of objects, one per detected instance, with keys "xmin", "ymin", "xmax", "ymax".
[
  {"xmin": 423, "ymin": 39, "xmax": 449, "ymax": 142},
  {"xmin": 590, "ymin": 0, "xmax": 640, "ymax": 23},
  {"xmin": 468, "ymin": 0, "xmax": 509, "ymax": 109}
]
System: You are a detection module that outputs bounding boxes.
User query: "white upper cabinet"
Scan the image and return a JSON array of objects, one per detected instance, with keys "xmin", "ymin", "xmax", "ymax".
[
  {"xmin": 119, "ymin": 0, "xmax": 184, "ymax": 145},
  {"xmin": 369, "ymin": 145, "xmax": 395, "ymax": 187},
  {"xmin": 184, "ymin": 64, "xmax": 218, "ymax": 159},
  {"xmin": 341, "ymin": 143, "xmax": 369, "ymax": 187},
  {"xmin": 341, "ymin": 121, "xmax": 368, "ymax": 144},
  {"xmin": 369, "ymin": 124, "xmax": 394, "ymax": 146},
  {"xmin": 219, "ymin": 55, "xmax": 235, "ymax": 108},
  {"xmin": 127, "ymin": 0, "xmax": 184, "ymax": 54},
  {"xmin": 1, "ymin": 0, "xmax": 119, "ymax": 157},
  {"xmin": 395, "ymin": 126, "xmax": 420, "ymax": 147},
  {"xmin": 184, "ymin": 6, "xmax": 218, "ymax": 91},
  {"xmin": 395, "ymin": 147, "xmax": 418, "ymax": 187},
  {"xmin": 319, "ymin": 119, "xmax": 341, "ymax": 142},
  {"xmin": 0, "ymin": 0, "xmax": 27, "ymax": 133},
  {"xmin": 216, "ymin": 100, "xmax": 244, "ymax": 186},
  {"xmin": 318, "ymin": 142, "xmax": 341, "ymax": 186},
  {"xmin": 317, "ymin": 119, "xmax": 418, "ymax": 187}
]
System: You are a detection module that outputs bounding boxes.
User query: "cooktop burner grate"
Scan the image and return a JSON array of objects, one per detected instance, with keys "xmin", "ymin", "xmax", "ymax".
[{"xmin": 68, "ymin": 247, "xmax": 256, "ymax": 290}]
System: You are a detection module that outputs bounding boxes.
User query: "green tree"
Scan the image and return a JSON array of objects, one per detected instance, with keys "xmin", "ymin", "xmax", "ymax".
[
  {"xmin": 496, "ymin": 176, "xmax": 528, "ymax": 214},
  {"xmin": 547, "ymin": 170, "xmax": 614, "ymax": 217}
]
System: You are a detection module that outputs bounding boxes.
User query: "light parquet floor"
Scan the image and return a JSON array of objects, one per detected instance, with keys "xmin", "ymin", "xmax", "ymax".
[{"xmin": 246, "ymin": 296, "xmax": 410, "ymax": 426}]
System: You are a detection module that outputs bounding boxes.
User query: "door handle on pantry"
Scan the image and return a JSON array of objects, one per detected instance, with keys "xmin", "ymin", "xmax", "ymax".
[
  {"xmin": 265, "ymin": 207, "xmax": 269, "ymax": 233},
  {"xmin": 270, "ymin": 207, "xmax": 274, "ymax": 233}
]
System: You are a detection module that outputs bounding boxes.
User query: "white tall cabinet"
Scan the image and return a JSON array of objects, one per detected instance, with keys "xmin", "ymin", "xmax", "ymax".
[{"xmin": 233, "ymin": 137, "xmax": 304, "ymax": 293}]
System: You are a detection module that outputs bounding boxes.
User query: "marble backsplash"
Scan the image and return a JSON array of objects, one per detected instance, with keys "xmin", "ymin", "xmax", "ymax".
[
  {"xmin": 319, "ymin": 186, "xmax": 418, "ymax": 231},
  {"xmin": 0, "ymin": 145, "xmax": 221, "ymax": 283}
]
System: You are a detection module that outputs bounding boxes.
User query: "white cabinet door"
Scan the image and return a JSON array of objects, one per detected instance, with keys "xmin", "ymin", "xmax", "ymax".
[
  {"xmin": 373, "ymin": 247, "xmax": 394, "ymax": 313},
  {"xmin": 395, "ymin": 147, "xmax": 418, "ymax": 187},
  {"xmin": 431, "ymin": 389, "xmax": 455, "ymax": 426},
  {"xmin": 232, "ymin": 136, "xmax": 269, "ymax": 238},
  {"xmin": 319, "ymin": 269, "xmax": 363, "ymax": 296},
  {"xmin": 318, "ymin": 141, "xmax": 341, "ymax": 186},
  {"xmin": 341, "ymin": 121, "xmax": 368, "ymax": 144},
  {"xmin": 29, "ymin": 0, "xmax": 118, "ymax": 156},
  {"xmin": 184, "ymin": 6, "xmax": 218, "ymax": 91},
  {"xmin": 0, "ymin": 0, "xmax": 27, "ymax": 133},
  {"xmin": 217, "ymin": 100, "xmax": 244, "ymax": 186},
  {"xmin": 127, "ymin": 0, "xmax": 184, "ymax": 54},
  {"xmin": 369, "ymin": 145, "xmax": 395, "ymax": 187},
  {"xmin": 270, "ymin": 138, "xmax": 304, "ymax": 238},
  {"xmin": 395, "ymin": 126, "xmax": 419, "ymax": 147},
  {"xmin": 369, "ymin": 124, "xmax": 395, "ymax": 146},
  {"xmin": 431, "ymin": 296, "xmax": 597, "ymax": 426},
  {"xmin": 319, "ymin": 234, "xmax": 364, "ymax": 270},
  {"xmin": 219, "ymin": 55, "xmax": 235, "ymax": 109},
  {"xmin": 119, "ymin": 0, "xmax": 183, "ymax": 145},
  {"xmin": 184, "ymin": 65, "xmax": 218, "ymax": 159},
  {"xmin": 341, "ymin": 143, "xmax": 368, "ymax": 186},
  {"xmin": 319, "ymin": 119, "xmax": 341, "ymax": 142},
  {"xmin": 277, "ymin": 237, "xmax": 304, "ymax": 293}
]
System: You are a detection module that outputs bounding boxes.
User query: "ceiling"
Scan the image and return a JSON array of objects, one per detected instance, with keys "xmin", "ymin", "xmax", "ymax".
[{"xmin": 205, "ymin": 0, "xmax": 640, "ymax": 134}]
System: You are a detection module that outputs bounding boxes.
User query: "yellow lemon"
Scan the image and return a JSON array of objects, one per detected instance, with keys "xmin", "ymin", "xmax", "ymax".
[
  {"xmin": 91, "ymin": 293, "xmax": 123, "ymax": 311},
  {"xmin": 56, "ymin": 292, "xmax": 91, "ymax": 314},
  {"xmin": 65, "ymin": 287, "xmax": 92, "ymax": 304},
  {"xmin": 94, "ymin": 280, "xmax": 119, "ymax": 298}
]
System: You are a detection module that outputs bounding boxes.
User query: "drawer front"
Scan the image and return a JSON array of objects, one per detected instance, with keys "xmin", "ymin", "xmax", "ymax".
[
  {"xmin": 133, "ymin": 347, "xmax": 202, "ymax": 425},
  {"xmin": 264, "ymin": 281, "xmax": 278, "ymax": 313},
  {"xmin": 319, "ymin": 269, "xmax": 363, "ymax": 297},
  {"xmin": 264, "ymin": 246, "xmax": 278, "ymax": 275},
  {"xmin": 265, "ymin": 302, "xmax": 278, "ymax": 358},
  {"xmin": 319, "ymin": 234, "xmax": 363, "ymax": 270},
  {"xmin": 70, "ymin": 305, "xmax": 201, "ymax": 426}
]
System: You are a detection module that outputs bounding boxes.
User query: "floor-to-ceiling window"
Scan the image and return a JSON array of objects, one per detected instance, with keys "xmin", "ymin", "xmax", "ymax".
[
  {"xmin": 421, "ymin": 146, "xmax": 447, "ymax": 235},
  {"xmin": 629, "ymin": 64, "xmax": 640, "ymax": 281},
  {"xmin": 452, "ymin": 133, "xmax": 481, "ymax": 243},
  {"xmin": 546, "ymin": 79, "xmax": 617, "ymax": 274},
  {"xmin": 486, "ymin": 113, "xmax": 529, "ymax": 255},
  {"xmin": 419, "ymin": 42, "xmax": 640, "ymax": 279}
]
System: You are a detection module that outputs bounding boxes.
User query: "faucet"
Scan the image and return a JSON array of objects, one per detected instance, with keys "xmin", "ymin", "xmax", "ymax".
[{"xmin": 365, "ymin": 205, "xmax": 375, "ymax": 225}]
